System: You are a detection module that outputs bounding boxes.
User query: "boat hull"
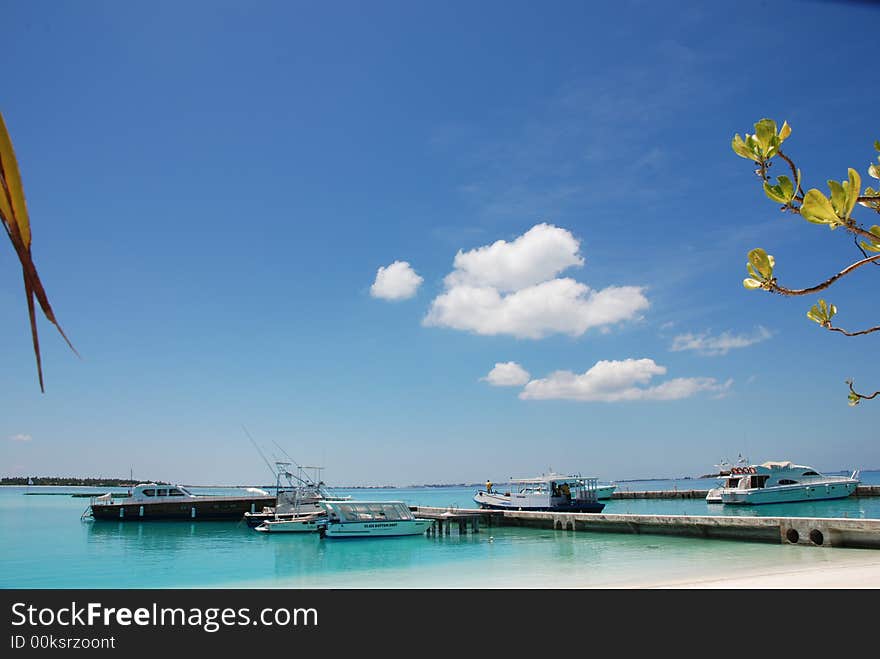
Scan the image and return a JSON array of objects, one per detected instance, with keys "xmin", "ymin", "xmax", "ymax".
[
  {"xmin": 319, "ymin": 519, "xmax": 433, "ymax": 538},
  {"xmin": 475, "ymin": 501, "xmax": 605, "ymax": 513},
  {"xmin": 254, "ymin": 516, "xmax": 325, "ymax": 533},
  {"xmin": 89, "ymin": 496, "xmax": 276, "ymax": 521}
]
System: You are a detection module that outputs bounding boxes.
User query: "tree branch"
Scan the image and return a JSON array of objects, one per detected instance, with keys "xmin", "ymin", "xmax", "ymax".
[
  {"xmin": 847, "ymin": 379, "xmax": 879, "ymax": 405},
  {"xmin": 825, "ymin": 324, "xmax": 880, "ymax": 337},
  {"xmin": 768, "ymin": 253, "xmax": 880, "ymax": 296},
  {"xmin": 776, "ymin": 151, "xmax": 804, "ymax": 199}
]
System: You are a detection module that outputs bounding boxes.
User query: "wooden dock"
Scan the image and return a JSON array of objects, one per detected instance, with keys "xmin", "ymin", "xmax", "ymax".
[{"xmin": 412, "ymin": 506, "xmax": 880, "ymax": 549}]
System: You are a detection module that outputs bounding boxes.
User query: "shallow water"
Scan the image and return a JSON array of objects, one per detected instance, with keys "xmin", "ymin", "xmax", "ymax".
[{"xmin": 2, "ymin": 472, "xmax": 878, "ymax": 589}]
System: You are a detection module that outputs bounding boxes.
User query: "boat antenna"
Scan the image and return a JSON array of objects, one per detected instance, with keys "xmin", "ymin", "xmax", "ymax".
[{"xmin": 243, "ymin": 425, "xmax": 277, "ymax": 479}]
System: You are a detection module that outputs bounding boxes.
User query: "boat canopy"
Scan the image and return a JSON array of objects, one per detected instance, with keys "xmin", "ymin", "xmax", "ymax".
[
  {"xmin": 510, "ymin": 473, "xmax": 597, "ymax": 485},
  {"xmin": 323, "ymin": 501, "xmax": 415, "ymax": 522}
]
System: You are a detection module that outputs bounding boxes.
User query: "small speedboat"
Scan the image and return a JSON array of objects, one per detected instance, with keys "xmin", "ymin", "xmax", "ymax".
[{"xmin": 254, "ymin": 512, "xmax": 326, "ymax": 533}]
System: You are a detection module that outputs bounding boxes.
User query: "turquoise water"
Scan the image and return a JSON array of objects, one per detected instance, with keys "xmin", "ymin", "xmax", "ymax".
[{"xmin": 2, "ymin": 472, "xmax": 879, "ymax": 589}]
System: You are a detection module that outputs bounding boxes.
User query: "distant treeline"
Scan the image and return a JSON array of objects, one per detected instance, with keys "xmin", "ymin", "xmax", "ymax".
[{"xmin": 1, "ymin": 477, "xmax": 167, "ymax": 486}]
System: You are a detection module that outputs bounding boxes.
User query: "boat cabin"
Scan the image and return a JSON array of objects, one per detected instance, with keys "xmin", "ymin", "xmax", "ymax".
[
  {"xmin": 127, "ymin": 483, "xmax": 196, "ymax": 500},
  {"xmin": 729, "ymin": 462, "xmax": 825, "ymax": 490}
]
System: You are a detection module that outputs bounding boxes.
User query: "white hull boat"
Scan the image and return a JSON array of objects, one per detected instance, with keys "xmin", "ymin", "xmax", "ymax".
[
  {"xmin": 474, "ymin": 472, "xmax": 605, "ymax": 513},
  {"xmin": 596, "ymin": 484, "xmax": 616, "ymax": 499},
  {"xmin": 318, "ymin": 500, "xmax": 432, "ymax": 538},
  {"xmin": 715, "ymin": 461, "xmax": 860, "ymax": 505},
  {"xmin": 254, "ymin": 512, "xmax": 326, "ymax": 533}
]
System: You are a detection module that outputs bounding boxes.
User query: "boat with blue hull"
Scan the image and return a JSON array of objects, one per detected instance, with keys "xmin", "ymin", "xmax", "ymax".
[{"xmin": 473, "ymin": 473, "xmax": 605, "ymax": 513}]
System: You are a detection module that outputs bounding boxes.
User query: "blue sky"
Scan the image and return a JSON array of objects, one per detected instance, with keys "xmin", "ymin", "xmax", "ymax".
[{"xmin": 1, "ymin": 0, "xmax": 877, "ymax": 486}]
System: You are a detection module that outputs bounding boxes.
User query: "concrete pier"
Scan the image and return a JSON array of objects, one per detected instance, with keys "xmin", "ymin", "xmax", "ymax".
[
  {"xmin": 608, "ymin": 485, "xmax": 880, "ymax": 499},
  {"xmin": 413, "ymin": 506, "xmax": 880, "ymax": 549}
]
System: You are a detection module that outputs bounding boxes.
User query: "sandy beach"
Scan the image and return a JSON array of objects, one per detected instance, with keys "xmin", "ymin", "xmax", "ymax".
[{"xmin": 631, "ymin": 552, "xmax": 880, "ymax": 588}]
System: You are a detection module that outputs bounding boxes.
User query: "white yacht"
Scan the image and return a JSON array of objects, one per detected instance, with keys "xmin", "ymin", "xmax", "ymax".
[
  {"xmin": 716, "ymin": 461, "xmax": 860, "ymax": 505},
  {"xmin": 473, "ymin": 473, "xmax": 605, "ymax": 513},
  {"xmin": 318, "ymin": 500, "xmax": 433, "ymax": 538}
]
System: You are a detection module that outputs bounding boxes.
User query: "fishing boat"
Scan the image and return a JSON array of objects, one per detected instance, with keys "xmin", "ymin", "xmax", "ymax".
[
  {"xmin": 243, "ymin": 461, "xmax": 349, "ymax": 528},
  {"xmin": 473, "ymin": 472, "xmax": 605, "ymax": 513},
  {"xmin": 317, "ymin": 500, "xmax": 433, "ymax": 538},
  {"xmin": 85, "ymin": 483, "xmax": 276, "ymax": 521},
  {"xmin": 715, "ymin": 461, "xmax": 860, "ymax": 505}
]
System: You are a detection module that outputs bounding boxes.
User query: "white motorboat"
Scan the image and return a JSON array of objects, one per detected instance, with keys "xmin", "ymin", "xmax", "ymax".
[
  {"xmin": 473, "ymin": 472, "xmax": 605, "ymax": 513},
  {"xmin": 716, "ymin": 461, "xmax": 860, "ymax": 505},
  {"xmin": 254, "ymin": 511, "xmax": 326, "ymax": 533},
  {"xmin": 596, "ymin": 483, "xmax": 616, "ymax": 499},
  {"xmin": 318, "ymin": 500, "xmax": 433, "ymax": 538}
]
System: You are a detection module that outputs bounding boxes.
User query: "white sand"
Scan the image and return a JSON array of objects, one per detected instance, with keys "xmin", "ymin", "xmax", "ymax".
[{"xmin": 625, "ymin": 552, "xmax": 880, "ymax": 588}]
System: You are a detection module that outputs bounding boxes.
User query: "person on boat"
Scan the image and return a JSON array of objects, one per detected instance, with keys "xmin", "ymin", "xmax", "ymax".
[
  {"xmin": 560, "ymin": 482, "xmax": 571, "ymax": 500},
  {"xmin": 485, "ymin": 480, "xmax": 493, "ymax": 494}
]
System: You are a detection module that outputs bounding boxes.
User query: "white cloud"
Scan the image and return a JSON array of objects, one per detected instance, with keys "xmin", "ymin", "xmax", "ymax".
[
  {"xmin": 670, "ymin": 326, "xmax": 772, "ymax": 356},
  {"xmin": 482, "ymin": 362, "xmax": 531, "ymax": 387},
  {"xmin": 519, "ymin": 358, "xmax": 731, "ymax": 402},
  {"xmin": 444, "ymin": 222, "xmax": 583, "ymax": 292},
  {"xmin": 9, "ymin": 434, "xmax": 32, "ymax": 442},
  {"xmin": 424, "ymin": 224, "xmax": 649, "ymax": 339},
  {"xmin": 370, "ymin": 261, "xmax": 423, "ymax": 301}
]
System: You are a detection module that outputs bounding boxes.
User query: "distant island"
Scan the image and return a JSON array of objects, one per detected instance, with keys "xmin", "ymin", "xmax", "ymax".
[{"xmin": 0, "ymin": 477, "xmax": 167, "ymax": 487}]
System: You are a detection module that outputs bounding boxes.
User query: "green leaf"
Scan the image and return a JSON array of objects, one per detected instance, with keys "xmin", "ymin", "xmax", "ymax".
[
  {"xmin": 754, "ymin": 119, "xmax": 777, "ymax": 155},
  {"xmin": 763, "ymin": 175, "xmax": 795, "ymax": 204},
  {"xmin": 845, "ymin": 168, "xmax": 861, "ymax": 218},
  {"xmin": 779, "ymin": 121, "xmax": 791, "ymax": 142},
  {"xmin": 860, "ymin": 225, "xmax": 880, "ymax": 253},
  {"xmin": 747, "ymin": 247, "xmax": 773, "ymax": 279},
  {"xmin": 870, "ymin": 163, "xmax": 880, "ymax": 180},
  {"xmin": 731, "ymin": 134, "xmax": 756, "ymax": 160},
  {"xmin": 801, "ymin": 189, "xmax": 841, "ymax": 225},
  {"xmin": 828, "ymin": 180, "xmax": 846, "ymax": 215},
  {"xmin": 743, "ymin": 278, "xmax": 762, "ymax": 290},
  {"xmin": 763, "ymin": 181, "xmax": 788, "ymax": 203}
]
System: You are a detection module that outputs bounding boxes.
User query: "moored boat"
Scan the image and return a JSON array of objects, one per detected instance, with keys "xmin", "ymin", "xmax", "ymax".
[
  {"xmin": 254, "ymin": 510, "xmax": 326, "ymax": 533},
  {"xmin": 473, "ymin": 473, "xmax": 605, "ymax": 513},
  {"xmin": 243, "ymin": 461, "xmax": 349, "ymax": 527},
  {"xmin": 716, "ymin": 461, "xmax": 860, "ymax": 505},
  {"xmin": 596, "ymin": 483, "xmax": 616, "ymax": 499},
  {"xmin": 86, "ymin": 483, "xmax": 275, "ymax": 521},
  {"xmin": 318, "ymin": 500, "xmax": 433, "ymax": 538}
]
